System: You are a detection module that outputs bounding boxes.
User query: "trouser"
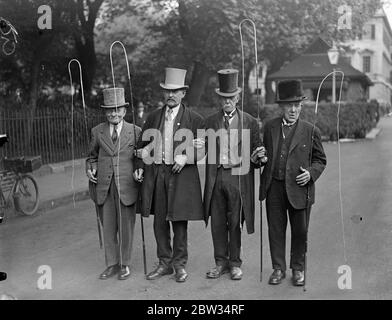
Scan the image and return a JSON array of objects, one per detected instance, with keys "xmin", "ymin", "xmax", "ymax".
[
  {"xmin": 153, "ymin": 164, "xmax": 188, "ymax": 270},
  {"xmin": 266, "ymin": 178, "xmax": 310, "ymax": 271},
  {"xmin": 101, "ymin": 177, "xmax": 136, "ymax": 267},
  {"xmin": 210, "ymin": 167, "xmax": 242, "ymax": 268}
]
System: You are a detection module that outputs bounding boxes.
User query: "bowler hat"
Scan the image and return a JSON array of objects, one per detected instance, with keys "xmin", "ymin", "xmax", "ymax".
[
  {"xmin": 100, "ymin": 87, "xmax": 129, "ymax": 108},
  {"xmin": 275, "ymin": 79, "xmax": 307, "ymax": 103},
  {"xmin": 215, "ymin": 69, "xmax": 242, "ymax": 97},
  {"xmin": 160, "ymin": 68, "xmax": 189, "ymax": 90}
]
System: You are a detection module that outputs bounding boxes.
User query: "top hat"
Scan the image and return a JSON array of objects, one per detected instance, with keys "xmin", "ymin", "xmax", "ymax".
[
  {"xmin": 275, "ymin": 79, "xmax": 307, "ymax": 103},
  {"xmin": 101, "ymin": 87, "xmax": 129, "ymax": 108},
  {"xmin": 215, "ymin": 69, "xmax": 242, "ymax": 97},
  {"xmin": 160, "ymin": 68, "xmax": 189, "ymax": 90}
]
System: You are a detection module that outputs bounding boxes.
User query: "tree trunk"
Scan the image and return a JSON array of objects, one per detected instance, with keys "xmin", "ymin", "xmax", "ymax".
[
  {"xmin": 187, "ymin": 61, "xmax": 211, "ymax": 107},
  {"xmin": 72, "ymin": 0, "xmax": 103, "ymax": 104},
  {"xmin": 75, "ymin": 35, "xmax": 97, "ymax": 101}
]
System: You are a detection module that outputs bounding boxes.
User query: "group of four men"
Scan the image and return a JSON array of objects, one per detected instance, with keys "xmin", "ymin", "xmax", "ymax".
[{"xmin": 86, "ymin": 67, "xmax": 326, "ymax": 287}]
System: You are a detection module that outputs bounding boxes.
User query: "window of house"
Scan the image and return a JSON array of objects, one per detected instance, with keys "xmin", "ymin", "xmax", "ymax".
[
  {"xmin": 362, "ymin": 24, "xmax": 374, "ymax": 39},
  {"xmin": 363, "ymin": 56, "xmax": 371, "ymax": 73}
]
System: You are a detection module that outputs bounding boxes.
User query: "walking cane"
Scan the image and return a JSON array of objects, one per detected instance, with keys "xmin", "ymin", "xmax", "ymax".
[
  {"xmin": 68, "ymin": 59, "xmax": 104, "ymax": 249},
  {"xmin": 239, "ymin": 18, "xmax": 266, "ymax": 282},
  {"xmin": 109, "ymin": 41, "xmax": 147, "ymax": 275},
  {"xmin": 304, "ymin": 70, "xmax": 345, "ymax": 291},
  {"xmin": 303, "ymin": 141, "xmax": 312, "ymax": 292}
]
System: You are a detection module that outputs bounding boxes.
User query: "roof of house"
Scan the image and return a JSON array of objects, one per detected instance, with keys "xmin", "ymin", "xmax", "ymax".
[{"xmin": 268, "ymin": 38, "xmax": 372, "ymax": 86}]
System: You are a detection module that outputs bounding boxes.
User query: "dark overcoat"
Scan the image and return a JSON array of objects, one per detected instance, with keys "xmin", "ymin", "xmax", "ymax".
[
  {"xmin": 135, "ymin": 103, "xmax": 205, "ymax": 221},
  {"xmin": 203, "ymin": 109, "xmax": 261, "ymax": 234},
  {"xmin": 259, "ymin": 117, "xmax": 327, "ymax": 209}
]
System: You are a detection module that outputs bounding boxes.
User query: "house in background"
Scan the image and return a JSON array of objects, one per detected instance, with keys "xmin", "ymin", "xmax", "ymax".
[
  {"xmin": 341, "ymin": 8, "xmax": 392, "ymax": 106},
  {"xmin": 266, "ymin": 37, "xmax": 372, "ymax": 103}
]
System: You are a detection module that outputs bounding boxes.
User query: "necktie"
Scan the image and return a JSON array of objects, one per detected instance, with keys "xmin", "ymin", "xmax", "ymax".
[
  {"xmin": 223, "ymin": 111, "xmax": 235, "ymax": 129},
  {"xmin": 112, "ymin": 125, "xmax": 118, "ymax": 143},
  {"xmin": 224, "ymin": 115, "xmax": 231, "ymax": 129},
  {"xmin": 166, "ymin": 108, "xmax": 173, "ymax": 121}
]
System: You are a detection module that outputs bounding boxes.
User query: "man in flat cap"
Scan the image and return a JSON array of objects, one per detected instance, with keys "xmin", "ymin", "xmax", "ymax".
[
  {"xmin": 204, "ymin": 69, "xmax": 265, "ymax": 280},
  {"xmin": 86, "ymin": 87, "xmax": 141, "ymax": 280},
  {"xmin": 259, "ymin": 79, "xmax": 326, "ymax": 286},
  {"xmin": 134, "ymin": 68, "xmax": 205, "ymax": 283}
]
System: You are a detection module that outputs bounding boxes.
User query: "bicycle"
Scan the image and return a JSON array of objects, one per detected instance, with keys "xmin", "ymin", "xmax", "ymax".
[{"xmin": 0, "ymin": 156, "xmax": 41, "ymax": 223}]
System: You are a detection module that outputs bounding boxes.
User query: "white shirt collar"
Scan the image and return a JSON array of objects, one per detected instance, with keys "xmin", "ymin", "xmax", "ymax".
[
  {"xmin": 166, "ymin": 104, "xmax": 181, "ymax": 120},
  {"xmin": 223, "ymin": 108, "xmax": 237, "ymax": 118},
  {"xmin": 109, "ymin": 120, "xmax": 124, "ymax": 135},
  {"xmin": 282, "ymin": 117, "xmax": 297, "ymax": 127}
]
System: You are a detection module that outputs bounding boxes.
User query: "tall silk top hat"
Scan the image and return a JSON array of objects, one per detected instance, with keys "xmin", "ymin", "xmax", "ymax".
[
  {"xmin": 101, "ymin": 87, "xmax": 129, "ymax": 108},
  {"xmin": 160, "ymin": 67, "xmax": 189, "ymax": 90},
  {"xmin": 215, "ymin": 69, "xmax": 242, "ymax": 97},
  {"xmin": 275, "ymin": 79, "xmax": 307, "ymax": 103}
]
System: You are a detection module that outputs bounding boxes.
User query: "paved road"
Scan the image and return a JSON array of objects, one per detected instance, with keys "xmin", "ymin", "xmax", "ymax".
[{"xmin": 1, "ymin": 117, "xmax": 392, "ymax": 300}]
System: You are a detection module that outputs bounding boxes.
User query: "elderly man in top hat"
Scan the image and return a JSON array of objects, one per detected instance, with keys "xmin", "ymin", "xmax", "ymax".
[
  {"xmin": 259, "ymin": 79, "xmax": 326, "ymax": 286},
  {"xmin": 134, "ymin": 67, "xmax": 205, "ymax": 283},
  {"xmin": 86, "ymin": 87, "xmax": 142, "ymax": 280},
  {"xmin": 204, "ymin": 69, "xmax": 265, "ymax": 280}
]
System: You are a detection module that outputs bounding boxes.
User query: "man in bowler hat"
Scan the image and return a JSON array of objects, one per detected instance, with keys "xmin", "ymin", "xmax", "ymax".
[
  {"xmin": 134, "ymin": 68, "xmax": 205, "ymax": 283},
  {"xmin": 204, "ymin": 69, "xmax": 265, "ymax": 280},
  {"xmin": 259, "ymin": 79, "xmax": 326, "ymax": 286},
  {"xmin": 86, "ymin": 87, "xmax": 141, "ymax": 280}
]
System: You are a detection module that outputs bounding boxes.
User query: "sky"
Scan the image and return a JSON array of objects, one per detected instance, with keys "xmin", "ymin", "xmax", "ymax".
[{"xmin": 384, "ymin": 0, "xmax": 392, "ymax": 25}]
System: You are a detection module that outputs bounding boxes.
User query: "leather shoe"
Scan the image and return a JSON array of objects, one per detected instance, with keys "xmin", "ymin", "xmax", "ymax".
[
  {"xmin": 230, "ymin": 267, "xmax": 243, "ymax": 280},
  {"xmin": 175, "ymin": 268, "xmax": 188, "ymax": 283},
  {"xmin": 146, "ymin": 265, "xmax": 174, "ymax": 280},
  {"xmin": 292, "ymin": 270, "xmax": 305, "ymax": 286},
  {"xmin": 206, "ymin": 265, "xmax": 229, "ymax": 279},
  {"xmin": 118, "ymin": 265, "xmax": 131, "ymax": 280},
  {"xmin": 0, "ymin": 272, "xmax": 7, "ymax": 281},
  {"xmin": 268, "ymin": 269, "xmax": 286, "ymax": 285},
  {"xmin": 99, "ymin": 264, "xmax": 120, "ymax": 280}
]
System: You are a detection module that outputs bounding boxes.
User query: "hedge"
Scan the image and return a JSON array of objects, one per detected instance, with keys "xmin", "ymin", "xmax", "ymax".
[
  {"xmin": 258, "ymin": 101, "xmax": 381, "ymax": 141},
  {"xmin": 191, "ymin": 101, "xmax": 381, "ymax": 141}
]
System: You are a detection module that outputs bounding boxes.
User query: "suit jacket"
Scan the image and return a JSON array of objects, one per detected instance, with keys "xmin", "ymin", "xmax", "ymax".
[
  {"xmin": 135, "ymin": 103, "xmax": 205, "ymax": 221},
  {"xmin": 259, "ymin": 117, "xmax": 327, "ymax": 209},
  {"xmin": 86, "ymin": 121, "xmax": 141, "ymax": 206},
  {"xmin": 203, "ymin": 109, "xmax": 261, "ymax": 234}
]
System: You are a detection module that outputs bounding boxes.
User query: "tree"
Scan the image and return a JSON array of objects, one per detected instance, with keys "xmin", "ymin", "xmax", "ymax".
[
  {"xmin": 0, "ymin": 0, "xmax": 79, "ymax": 152},
  {"xmin": 132, "ymin": 0, "xmax": 382, "ymax": 109},
  {"xmin": 68, "ymin": 0, "xmax": 104, "ymax": 97}
]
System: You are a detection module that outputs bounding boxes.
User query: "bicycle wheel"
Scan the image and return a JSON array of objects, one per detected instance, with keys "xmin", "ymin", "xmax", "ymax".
[{"xmin": 13, "ymin": 174, "xmax": 39, "ymax": 216}]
